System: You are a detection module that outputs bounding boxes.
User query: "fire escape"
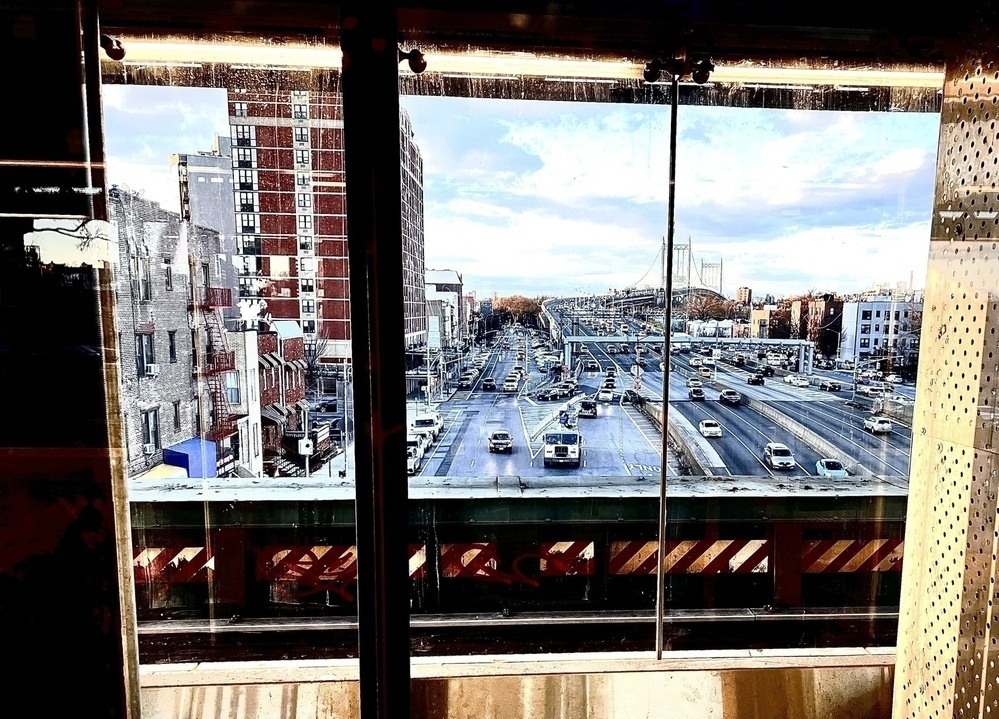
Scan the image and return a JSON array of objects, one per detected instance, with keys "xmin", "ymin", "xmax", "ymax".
[{"xmin": 192, "ymin": 285, "xmax": 238, "ymax": 444}]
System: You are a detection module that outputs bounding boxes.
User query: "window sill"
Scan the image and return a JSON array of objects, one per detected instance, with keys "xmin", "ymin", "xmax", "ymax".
[{"xmin": 140, "ymin": 647, "xmax": 896, "ymax": 688}]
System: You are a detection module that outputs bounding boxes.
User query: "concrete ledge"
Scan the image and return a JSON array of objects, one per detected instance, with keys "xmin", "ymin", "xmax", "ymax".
[{"xmin": 140, "ymin": 647, "xmax": 896, "ymax": 687}]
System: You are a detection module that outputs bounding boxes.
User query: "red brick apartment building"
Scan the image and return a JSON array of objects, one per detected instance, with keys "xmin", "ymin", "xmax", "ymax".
[{"xmin": 227, "ymin": 85, "xmax": 427, "ymax": 366}]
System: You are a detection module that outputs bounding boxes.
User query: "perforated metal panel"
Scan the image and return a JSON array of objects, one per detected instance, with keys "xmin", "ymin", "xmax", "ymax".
[{"xmin": 893, "ymin": 26, "xmax": 999, "ymax": 719}]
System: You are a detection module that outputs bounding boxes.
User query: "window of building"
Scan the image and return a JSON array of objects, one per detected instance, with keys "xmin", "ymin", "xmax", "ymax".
[
  {"xmin": 141, "ymin": 408, "xmax": 160, "ymax": 450},
  {"xmin": 233, "ymin": 124, "xmax": 255, "ymax": 145},
  {"xmin": 237, "ymin": 191, "xmax": 256, "ymax": 212},
  {"xmin": 875, "ymin": 310, "xmax": 882, "ymax": 317},
  {"xmin": 135, "ymin": 332, "xmax": 155, "ymax": 376},
  {"xmin": 132, "ymin": 255, "xmax": 151, "ymax": 301},
  {"xmin": 299, "ymin": 236, "xmax": 313, "ymax": 251},
  {"xmin": 236, "ymin": 169, "xmax": 256, "ymax": 190},
  {"xmin": 294, "ymin": 126, "xmax": 309, "ymax": 143},
  {"xmin": 297, "ymin": 172, "xmax": 310, "ymax": 186},
  {"xmin": 201, "ymin": 263, "xmax": 210, "ymax": 287},
  {"xmin": 293, "ymin": 103, "xmax": 308, "ymax": 119},
  {"xmin": 298, "ymin": 214, "xmax": 312, "ymax": 230},
  {"xmin": 860, "ymin": 324, "xmax": 871, "ymax": 334},
  {"xmin": 239, "ymin": 213, "xmax": 259, "ymax": 233},
  {"xmin": 300, "ymin": 257, "xmax": 313, "ymax": 273},
  {"xmin": 294, "ymin": 148, "xmax": 310, "ymax": 165},
  {"xmin": 302, "ymin": 299, "xmax": 315, "ymax": 314},
  {"xmin": 234, "ymin": 101, "xmax": 248, "ymax": 117},
  {"xmin": 302, "ymin": 320, "xmax": 316, "ymax": 334},
  {"xmin": 163, "ymin": 257, "xmax": 173, "ymax": 291},
  {"xmin": 301, "ymin": 278, "xmax": 314, "ymax": 293},
  {"xmin": 172, "ymin": 400, "xmax": 181, "ymax": 430},
  {"xmin": 168, "ymin": 330, "xmax": 177, "ymax": 363},
  {"xmin": 861, "ymin": 310, "xmax": 872, "ymax": 320},
  {"xmin": 860, "ymin": 338, "xmax": 871, "ymax": 348},
  {"xmin": 297, "ymin": 192, "xmax": 311, "ymax": 208},
  {"xmin": 225, "ymin": 372, "xmax": 240, "ymax": 404},
  {"xmin": 234, "ymin": 147, "xmax": 256, "ymax": 167}
]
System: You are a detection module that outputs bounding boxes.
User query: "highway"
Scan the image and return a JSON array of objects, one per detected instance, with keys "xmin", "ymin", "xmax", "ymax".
[{"xmin": 408, "ymin": 300, "xmax": 912, "ymax": 485}]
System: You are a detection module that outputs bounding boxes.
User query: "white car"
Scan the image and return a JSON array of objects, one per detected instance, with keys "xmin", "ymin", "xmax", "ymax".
[
  {"xmin": 597, "ymin": 388, "xmax": 614, "ymax": 402},
  {"xmin": 763, "ymin": 441, "xmax": 795, "ymax": 470},
  {"xmin": 783, "ymin": 375, "xmax": 809, "ymax": 387},
  {"xmin": 686, "ymin": 377, "xmax": 703, "ymax": 388},
  {"xmin": 885, "ymin": 374, "xmax": 904, "ymax": 384},
  {"xmin": 407, "ymin": 447, "xmax": 421, "ymax": 475},
  {"xmin": 864, "ymin": 416, "xmax": 893, "ymax": 434},
  {"xmin": 698, "ymin": 419, "xmax": 722, "ymax": 438},
  {"xmin": 815, "ymin": 458, "xmax": 848, "ymax": 478}
]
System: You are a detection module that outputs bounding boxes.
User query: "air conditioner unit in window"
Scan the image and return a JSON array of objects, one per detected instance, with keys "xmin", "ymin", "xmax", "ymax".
[
  {"xmin": 142, "ymin": 443, "xmax": 156, "ymax": 454},
  {"xmin": 144, "ymin": 363, "xmax": 160, "ymax": 376}
]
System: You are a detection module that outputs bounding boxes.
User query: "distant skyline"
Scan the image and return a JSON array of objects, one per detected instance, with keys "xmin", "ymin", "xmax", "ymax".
[{"xmin": 103, "ymin": 85, "xmax": 939, "ymax": 301}]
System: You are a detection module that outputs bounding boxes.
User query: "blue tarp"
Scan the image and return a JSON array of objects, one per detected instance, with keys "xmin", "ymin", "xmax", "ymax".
[{"xmin": 163, "ymin": 438, "xmax": 218, "ymax": 479}]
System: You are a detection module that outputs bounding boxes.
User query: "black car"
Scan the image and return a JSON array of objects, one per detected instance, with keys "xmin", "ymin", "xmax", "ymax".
[
  {"xmin": 760, "ymin": 365, "xmax": 776, "ymax": 377},
  {"xmin": 747, "ymin": 374, "xmax": 765, "ymax": 386},
  {"xmin": 482, "ymin": 377, "xmax": 497, "ymax": 391},
  {"xmin": 457, "ymin": 377, "xmax": 473, "ymax": 390},
  {"xmin": 688, "ymin": 387, "xmax": 706, "ymax": 401},
  {"xmin": 719, "ymin": 389, "xmax": 741, "ymax": 405},
  {"xmin": 819, "ymin": 379, "xmax": 842, "ymax": 391},
  {"xmin": 622, "ymin": 389, "xmax": 643, "ymax": 405}
]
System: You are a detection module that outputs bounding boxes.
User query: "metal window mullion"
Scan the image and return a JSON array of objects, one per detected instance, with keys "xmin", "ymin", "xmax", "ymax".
[{"xmin": 340, "ymin": 3, "xmax": 410, "ymax": 719}]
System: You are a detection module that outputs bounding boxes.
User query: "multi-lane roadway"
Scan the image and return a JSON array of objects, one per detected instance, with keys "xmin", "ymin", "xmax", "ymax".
[{"xmin": 409, "ymin": 311, "xmax": 911, "ymax": 484}]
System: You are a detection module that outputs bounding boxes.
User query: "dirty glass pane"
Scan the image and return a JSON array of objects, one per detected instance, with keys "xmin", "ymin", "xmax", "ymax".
[
  {"xmin": 399, "ymin": 53, "xmax": 937, "ymax": 654},
  {"xmin": 102, "ymin": 40, "xmax": 362, "ymax": 661}
]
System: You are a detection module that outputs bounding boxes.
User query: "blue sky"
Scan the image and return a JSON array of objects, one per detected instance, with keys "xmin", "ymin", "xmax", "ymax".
[{"xmin": 102, "ymin": 85, "xmax": 939, "ymax": 300}]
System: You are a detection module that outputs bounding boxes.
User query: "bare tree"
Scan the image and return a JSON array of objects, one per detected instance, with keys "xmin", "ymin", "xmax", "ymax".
[{"xmin": 303, "ymin": 333, "xmax": 332, "ymax": 395}]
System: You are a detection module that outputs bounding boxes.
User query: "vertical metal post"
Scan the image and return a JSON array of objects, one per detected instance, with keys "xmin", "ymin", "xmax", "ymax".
[
  {"xmin": 340, "ymin": 3, "xmax": 410, "ymax": 717},
  {"xmin": 656, "ymin": 73, "xmax": 680, "ymax": 660}
]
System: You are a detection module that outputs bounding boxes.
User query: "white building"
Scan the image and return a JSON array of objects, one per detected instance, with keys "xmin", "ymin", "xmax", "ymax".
[
  {"xmin": 426, "ymin": 269, "xmax": 464, "ymax": 348},
  {"xmin": 840, "ymin": 291, "xmax": 923, "ymax": 365}
]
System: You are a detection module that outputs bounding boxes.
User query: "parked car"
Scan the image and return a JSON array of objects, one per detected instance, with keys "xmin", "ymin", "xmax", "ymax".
[
  {"xmin": 815, "ymin": 458, "xmax": 848, "ymax": 478},
  {"xmin": 698, "ymin": 419, "xmax": 722, "ymax": 438},
  {"xmin": 763, "ymin": 441, "xmax": 795, "ymax": 470},
  {"xmin": 719, "ymin": 389, "xmax": 741, "ymax": 405},
  {"xmin": 688, "ymin": 387, "xmax": 706, "ymax": 401},
  {"xmin": 412, "ymin": 411, "xmax": 444, "ymax": 439},
  {"xmin": 819, "ymin": 379, "xmax": 842, "ymax": 391},
  {"xmin": 406, "ymin": 433, "xmax": 428, "ymax": 461},
  {"xmin": 747, "ymin": 374, "xmax": 765, "ymax": 386},
  {"xmin": 597, "ymin": 388, "xmax": 614, "ymax": 402},
  {"xmin": 863, "ymin": 416, "xmax": 893, "ymax": 434},
  {"xmin": 406, "ymin": 447, "xmax": 421, "ymax": 475},
  {"xmin": 487, "ymin": 429, "xmax": 514, "ymax": 453}
]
